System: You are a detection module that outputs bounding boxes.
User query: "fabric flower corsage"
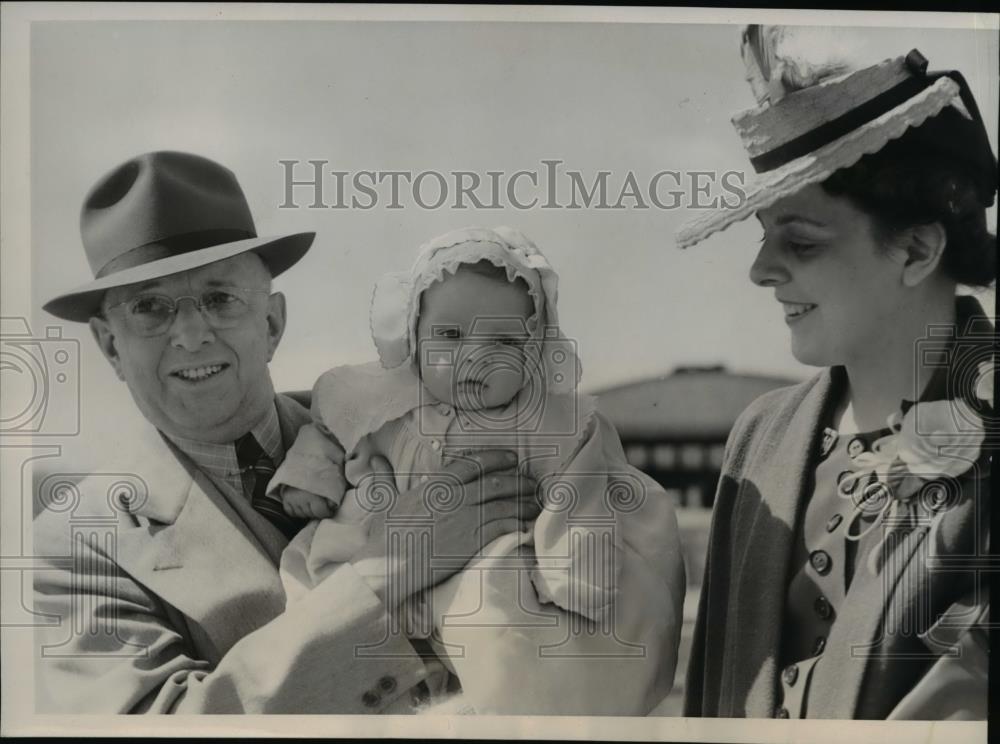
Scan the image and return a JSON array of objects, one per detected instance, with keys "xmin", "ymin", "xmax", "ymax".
[{"xmin": 837, "ymin": 362, "xmax": 991, "ymax": 574}]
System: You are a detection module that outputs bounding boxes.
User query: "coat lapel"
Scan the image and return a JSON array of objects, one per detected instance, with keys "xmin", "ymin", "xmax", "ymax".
[
  {"xmin": 114, "ymin": 395, "xmax": 312, "ymax": 657},
  {"xmin": 724, "ymin": 369, "xmax": 840, "ymax": 717}
]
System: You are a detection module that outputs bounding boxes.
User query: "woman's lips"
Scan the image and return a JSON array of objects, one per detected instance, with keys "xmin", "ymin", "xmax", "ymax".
[{"xmin": 781, "ymin": 302, "xmax": 817, "ymax": 321}]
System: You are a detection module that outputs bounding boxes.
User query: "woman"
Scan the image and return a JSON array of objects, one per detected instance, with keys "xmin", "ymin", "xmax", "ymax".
[{"xmin": 677, "ymin": 26, "xmax": 994, "ymax": 720}]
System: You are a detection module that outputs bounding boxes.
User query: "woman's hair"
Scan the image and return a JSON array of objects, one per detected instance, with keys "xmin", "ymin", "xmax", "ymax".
[{"xmin": 822, "ymin": 108, "xmax": 997, "ymax": 287}]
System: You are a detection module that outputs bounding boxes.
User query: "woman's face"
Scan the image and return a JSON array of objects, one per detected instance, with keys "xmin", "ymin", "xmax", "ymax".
[{"xmin": 751, "ymin": 183, "xmax": 908, "ymax": 368}]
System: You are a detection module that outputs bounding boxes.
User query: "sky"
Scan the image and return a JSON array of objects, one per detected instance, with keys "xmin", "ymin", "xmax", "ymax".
[{"xmin": 21, "ymin": 14, "xmax": 998, "ymax": 470}]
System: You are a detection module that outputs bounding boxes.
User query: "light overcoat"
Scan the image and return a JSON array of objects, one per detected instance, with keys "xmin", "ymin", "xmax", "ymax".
[{"xmin": 33, "ymin": 394, "xmax": 428, "ymax": 713}]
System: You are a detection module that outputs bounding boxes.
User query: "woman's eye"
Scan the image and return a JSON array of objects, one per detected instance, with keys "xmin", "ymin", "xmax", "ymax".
[{"xmin": 787, "ymin": 240, "xmax": 818, "ymax": 255}]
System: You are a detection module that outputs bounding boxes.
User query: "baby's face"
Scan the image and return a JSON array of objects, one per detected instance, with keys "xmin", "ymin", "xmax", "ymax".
[{"xmin": 416, "ymin": 267, "xmax": 534, "ymax": 411}]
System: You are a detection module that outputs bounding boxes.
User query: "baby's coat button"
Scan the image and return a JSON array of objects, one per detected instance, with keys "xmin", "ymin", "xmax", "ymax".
[
  {"xmin": 361, "ymin": 690, "xmax": 381, "ymax": 708},
  {"xmin": 431, "ymin": 439, "xmax": 441, "ymax": 451}
]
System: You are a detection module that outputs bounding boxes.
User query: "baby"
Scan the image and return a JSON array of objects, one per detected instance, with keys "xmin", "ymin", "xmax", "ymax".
[{"xmin": 270, "ymin": 227, "xmax": 684, "ymax": 715}]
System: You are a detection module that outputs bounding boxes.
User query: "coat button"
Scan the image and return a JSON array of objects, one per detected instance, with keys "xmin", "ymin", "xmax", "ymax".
[
  {"xmin": 361, "ymin": 690, "xmax": 381, "ymax": 707},
  {"xmin": 813, "ymin": 636, "xmax": 826, "ymax": 655},
  {"xmin": 810, "ymin": 550, "xmax": 832, "ymax": 575},
  {"xmin": 847, "ymin": 437, "xmax": 867, "ymax": 459},
  {"xmin": 826, "ymin": 514, "xmax": 843, "ymax": 533},
  {"xmin": 782, "ymin": 664, "xmax": 799, "ymax": 686},
  {"xmin": 775, "ymin": 706, "xmax": 790, "ymax": 719},
  {"xmin": 814, "ymin": 595, "xmax": 833, "ymax": 620},
  {"xmin": 431, "ymin": 439, "xmax": 441, "ymax": 451},
  {"xmin": 378, "ymin": 675, "xmax": 397, "ymax": 693}
]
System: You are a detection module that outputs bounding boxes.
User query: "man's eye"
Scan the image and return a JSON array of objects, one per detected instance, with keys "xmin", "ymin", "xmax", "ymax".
[
  {"xmin": 434, "ymin": 327, "xmax": 460, "ymax": 338},
  {"xmin": 202, "ymin": 290, "xmax": 241, "ymax": 309},
  {"xmin": 129, "ymin": 296, "xmax": 171, "ymax": 315}
]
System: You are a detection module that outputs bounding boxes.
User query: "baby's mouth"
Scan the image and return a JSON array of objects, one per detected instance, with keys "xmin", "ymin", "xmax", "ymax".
[{"xmin": 171, "ymin": 363, "xmax": 230, "ymax": 382}]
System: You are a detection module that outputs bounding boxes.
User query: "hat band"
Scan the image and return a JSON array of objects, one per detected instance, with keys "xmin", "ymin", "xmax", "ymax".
[
  {"xmin": 749, "ymin": 74, "xmax": 932, "ymax": 173},
  {"xmin": 95, "ymin": 228, "xmax": 256, "ymax": 278}
]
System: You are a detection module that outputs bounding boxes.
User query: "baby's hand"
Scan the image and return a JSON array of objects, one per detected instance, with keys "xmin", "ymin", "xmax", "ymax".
[{"xmin": 282, "ymin": 487, "xmax": 337, "ymax": 519}]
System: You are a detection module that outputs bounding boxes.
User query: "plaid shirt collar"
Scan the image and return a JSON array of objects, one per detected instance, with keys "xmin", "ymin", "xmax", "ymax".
[{"xmin": 165, "ymin": 402, "xmax": 284, "ymax": 499}]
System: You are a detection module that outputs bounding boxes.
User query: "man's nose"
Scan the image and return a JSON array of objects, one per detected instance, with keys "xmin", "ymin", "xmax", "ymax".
[
  {"xmin": 168, "ymin": 298, "xmax": 215, "ymax": 351},
  {"xmin": 748, "ymin": 238, "xmax": 790, "ymax": 287}
]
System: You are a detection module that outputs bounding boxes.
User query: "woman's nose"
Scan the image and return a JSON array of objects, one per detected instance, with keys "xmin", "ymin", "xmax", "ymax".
[
  {"xmin": 748, "ymin": 239, "xmax": 790, "ymax": 287},
  {"xmin": 168, "ymin": 299, "xmax": 216, "ymax": 351}
]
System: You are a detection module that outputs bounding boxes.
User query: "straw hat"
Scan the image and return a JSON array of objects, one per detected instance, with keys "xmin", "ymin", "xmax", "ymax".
[
  {"xmin": 43, "ymin": 151, "xmax": 315, "ymax": 321},
  {"xmin": 676, "ymin": 26, "xmax": 997, "ymax": 249}
]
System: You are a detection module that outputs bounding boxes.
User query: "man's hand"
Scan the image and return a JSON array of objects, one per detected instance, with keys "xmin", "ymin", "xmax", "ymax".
[
  {"xmin": 282, "ymin": 486, "xmax": 337, "ymax": 519},
  {"xmin": 351, "ymin": 450, "xmax": 540, "ymax": 608}
]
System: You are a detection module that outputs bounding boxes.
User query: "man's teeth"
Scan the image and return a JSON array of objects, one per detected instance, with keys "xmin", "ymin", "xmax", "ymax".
[
  {"xmin": 174, "ymin": 365, "xmax": 225, "ymax": 381},
  {"xmin": 784, "ymin": 303, "xmax": 816, "ymax": 318}
]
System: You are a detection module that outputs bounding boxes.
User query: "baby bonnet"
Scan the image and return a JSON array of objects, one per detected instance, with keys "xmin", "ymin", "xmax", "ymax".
[{"xmin": 369, "ymin": 226, "xmax": 581, "ymax": 394}]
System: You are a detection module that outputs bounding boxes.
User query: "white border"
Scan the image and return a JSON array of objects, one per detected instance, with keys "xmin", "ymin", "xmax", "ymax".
[{"xmin": 1, "ymin": 3, "xmax": 994, "ymax": 741}]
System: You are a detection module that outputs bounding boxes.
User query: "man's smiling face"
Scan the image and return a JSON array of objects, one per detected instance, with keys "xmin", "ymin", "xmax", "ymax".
[{"xmin": 90, "ymin": 252, "xmax": 286, "ymax": 443}]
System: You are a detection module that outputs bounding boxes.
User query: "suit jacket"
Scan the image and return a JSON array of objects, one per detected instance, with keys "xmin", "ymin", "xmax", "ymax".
[
  {"xmin": 33, "ymin": 394, "xmax": 428, "ymax": 713},
  {"xmin": 684, "ymin": 298, "xmax": 991, "ymax": 719}
]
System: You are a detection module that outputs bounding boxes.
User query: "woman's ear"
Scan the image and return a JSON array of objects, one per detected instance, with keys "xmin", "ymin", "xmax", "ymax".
[
  {"xmin": 898, "ymin": 222, "xmax": 948, "ymax": 287},
  {"xmin": 89, "ymin": 315, "xmax": 126, "ymax": 381}
]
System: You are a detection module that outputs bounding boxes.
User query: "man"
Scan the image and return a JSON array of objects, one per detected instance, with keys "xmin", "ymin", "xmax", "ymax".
[{"xmin": 33, "ymin": 151, "xmax": 539, "ymax": 713}]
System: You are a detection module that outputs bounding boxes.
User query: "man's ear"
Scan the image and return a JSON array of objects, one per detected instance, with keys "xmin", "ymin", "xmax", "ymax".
[
  {"xmin": 89, "ymin": 315, "xmax": 126, "ymax": 381},
  {"xmin": 265, "ymin": 291, "xmax": 287, "ymax": 362},
  {"xmin": 897, "ymin": 222, "xmax": 948, "ymax": 287}
]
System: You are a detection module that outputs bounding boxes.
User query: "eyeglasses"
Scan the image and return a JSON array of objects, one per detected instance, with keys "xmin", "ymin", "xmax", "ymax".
[{"xmin": 105, "ymin": 287, "xmax": 270, "ymax": 337}]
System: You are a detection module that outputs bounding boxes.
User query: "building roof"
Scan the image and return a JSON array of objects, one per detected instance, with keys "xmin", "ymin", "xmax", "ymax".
[{"xmin": 594, "ymin": 365, "xmax": 799, "ymax": 440}]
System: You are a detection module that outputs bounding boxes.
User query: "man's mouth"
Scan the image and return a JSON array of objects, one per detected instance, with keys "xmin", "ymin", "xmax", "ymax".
[
  {"xmin": 781, "ymin": 302, "xmax": 817, "ymax": 320},
  {"xmin": 171, "ymin": 363, "xmax": 229, "ymax": 382}
]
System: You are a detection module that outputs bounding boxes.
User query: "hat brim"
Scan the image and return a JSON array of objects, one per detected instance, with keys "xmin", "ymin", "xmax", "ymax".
[
  {"xmin": 43, "ymin": 231, "xmax": 315, "ymax": 322},
  {"xmin": 676, "ymin": 76, "xmax": 962, "ymax": 249}
]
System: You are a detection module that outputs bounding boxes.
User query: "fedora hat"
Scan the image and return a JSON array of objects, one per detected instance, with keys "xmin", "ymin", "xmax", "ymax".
[
  {"xmin": 43, "ymin": 151, "xmax": 316, "ymax": 321},
  {"xmin": 676, "ymin": 26, "xmax": 997, "ymax": 249}
]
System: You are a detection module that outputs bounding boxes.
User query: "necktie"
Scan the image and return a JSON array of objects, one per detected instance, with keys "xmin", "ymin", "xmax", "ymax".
[{"xmin": 235, "ymin": 432, "xmax": 306, "ymax": 540}]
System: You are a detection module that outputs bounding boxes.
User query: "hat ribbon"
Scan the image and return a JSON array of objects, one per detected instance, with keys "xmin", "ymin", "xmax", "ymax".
[
  {"xmin": 95, "ymin": 228, "xmax": 255, "ymax": 278},
  {"xmin": 749, "ymin": 50, "xmax": 936, "ymax": 173}
]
